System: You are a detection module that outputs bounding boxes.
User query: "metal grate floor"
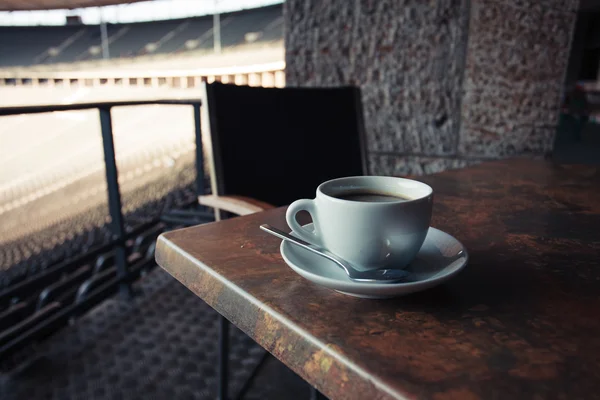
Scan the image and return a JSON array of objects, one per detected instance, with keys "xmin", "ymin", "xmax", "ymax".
[{"xmin": 0, "ymin": 268, "xmax": 308, "ymax": 400}]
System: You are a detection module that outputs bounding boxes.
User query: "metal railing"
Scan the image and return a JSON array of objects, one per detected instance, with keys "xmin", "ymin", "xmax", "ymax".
[{"xmin": 0, "ymin": 99, "xmax": 205, "ymax": 358}]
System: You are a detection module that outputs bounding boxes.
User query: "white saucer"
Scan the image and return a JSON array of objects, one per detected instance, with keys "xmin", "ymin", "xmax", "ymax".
[{"xmin": 280, "ymin": 224, "xmax": 468, "ymax": 299}]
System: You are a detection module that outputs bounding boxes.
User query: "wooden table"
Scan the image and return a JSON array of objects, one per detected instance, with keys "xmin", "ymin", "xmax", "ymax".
[{"xmin": 156, "ymin": 159, "xmax": 600, "ymax": 400}]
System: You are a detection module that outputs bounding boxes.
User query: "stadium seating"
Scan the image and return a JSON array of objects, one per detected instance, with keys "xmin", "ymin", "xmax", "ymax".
[
  {"xmin": 35, "ymin": 264, "xmax": 92, "ymax": 311},
  {"xmin": 0, "ymin": 184, "xmax": 200, "ymax": 289},
  {"xmin": 0, "ymin": 4, "xmax": 282, "ymax": 67},
  {"xmin": 0, "ymin": 203, "xmax": 200, "ymax": 353}
]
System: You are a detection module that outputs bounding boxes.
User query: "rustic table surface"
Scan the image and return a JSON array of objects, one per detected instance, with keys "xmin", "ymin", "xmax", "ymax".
[{"xmin": 156, "ymin": 159, "xmax": 600, "ymax": 400}]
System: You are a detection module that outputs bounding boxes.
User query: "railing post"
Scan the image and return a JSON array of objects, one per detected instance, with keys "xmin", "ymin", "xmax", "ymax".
[
  {"xmin": 193, "ymin": 102, "xmax": 204, "ymax": 200},
  {"xmin": 98, "ymin": 106, "xmax": 132, "ymax": 299},
  {"xmin": 218, "ymin": 315, "xmax": 229, "ymax": 400}
]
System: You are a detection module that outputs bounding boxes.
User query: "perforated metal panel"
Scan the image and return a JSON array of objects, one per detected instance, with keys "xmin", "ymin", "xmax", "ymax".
[{"xmin": 0, "ymin": 268, "xmax": 275, "ymax": 399}]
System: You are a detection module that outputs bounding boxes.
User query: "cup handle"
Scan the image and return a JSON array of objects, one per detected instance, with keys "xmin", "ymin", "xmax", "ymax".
[{"xmin": 285, "ymin": 199, "xmax": 321, "ymax": 245}]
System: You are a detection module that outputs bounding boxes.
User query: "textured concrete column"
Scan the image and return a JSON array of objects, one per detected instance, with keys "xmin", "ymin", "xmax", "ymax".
[
  {"xmin": 459, "ymin": 0, "xmax": 578, "ymax": 158},
  {"xmin": 284, "ymin": 0, "xmax": 578, "ymax": 176},
  {"xmin": 285, "ymin": 0, "xmax": 471, "ymax": 175}
]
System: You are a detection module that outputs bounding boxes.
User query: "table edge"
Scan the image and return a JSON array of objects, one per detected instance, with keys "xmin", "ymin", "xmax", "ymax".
[{"xmin": 155, "ymin": 232, "xmax": 411, "ymax": 400}]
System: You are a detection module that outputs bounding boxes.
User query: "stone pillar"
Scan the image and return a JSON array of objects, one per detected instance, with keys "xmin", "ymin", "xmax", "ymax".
[
  {"xmin": 284, "ymin": 0, "xmax": 577, "ymax": 176},
  {"xmin": 459, "ymin": 0, "xmax": 578, "ymax": 159}
]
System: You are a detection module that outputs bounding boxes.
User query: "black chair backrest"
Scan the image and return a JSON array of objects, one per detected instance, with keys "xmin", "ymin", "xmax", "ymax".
[{"xmin": 203, "ymin": 82, "xmax": 368, "ymax": 207}]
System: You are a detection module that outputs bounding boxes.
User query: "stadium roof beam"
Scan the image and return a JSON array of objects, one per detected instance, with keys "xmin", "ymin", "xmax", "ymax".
[{"xmin": 0, "ymin": 0, "xmax": 146, "ymax": 11}]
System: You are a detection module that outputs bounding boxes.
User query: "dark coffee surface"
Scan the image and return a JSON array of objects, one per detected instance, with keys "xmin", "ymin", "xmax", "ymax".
[{"xmin": 333, "ymin": 191, "xmax": 410, "ymax": 202}]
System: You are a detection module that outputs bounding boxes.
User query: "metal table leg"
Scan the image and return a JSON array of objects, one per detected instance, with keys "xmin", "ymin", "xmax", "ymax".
[
  {"xmin": 310, "ymin": 387, "xmax": 327, "ymax": 400},
  {"xmin": 218, "ymin": 315, "xmax": 229, "ymax": 400}
]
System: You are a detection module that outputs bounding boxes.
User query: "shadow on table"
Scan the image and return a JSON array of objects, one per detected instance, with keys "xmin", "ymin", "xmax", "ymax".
[{"xmin": 380, "ymin": 250, "xmax": 544, "ymax": 314}]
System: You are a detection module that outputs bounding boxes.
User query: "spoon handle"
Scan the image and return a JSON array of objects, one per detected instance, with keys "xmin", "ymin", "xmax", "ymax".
[
  {"xmin": 259, "ymin": 224, "xmax": 347, "ymax": 271},
  {"xmin": 260, "ymin": 224, "xmax": 409, "ymax": 283}
]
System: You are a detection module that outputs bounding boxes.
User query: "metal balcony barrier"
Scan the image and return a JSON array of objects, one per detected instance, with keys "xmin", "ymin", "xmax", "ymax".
[{"xmin": 0, "ymin": 99, "xmax": 205, "ymax": 359}]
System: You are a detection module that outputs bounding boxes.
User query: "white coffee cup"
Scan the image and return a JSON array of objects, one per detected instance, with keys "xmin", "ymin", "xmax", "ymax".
[{"xmin": 286, "ymin": 176, "xmax": 433, "ymax": 271}]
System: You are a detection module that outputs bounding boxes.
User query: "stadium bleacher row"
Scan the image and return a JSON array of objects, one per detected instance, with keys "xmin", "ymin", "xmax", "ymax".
[
  {"xmin": 0, "ymin": 169, "xmax": 199, "ymax": 289},
  {"xmin": 0, "ymin": 4, "xmax": 282, "ymax": 67}
]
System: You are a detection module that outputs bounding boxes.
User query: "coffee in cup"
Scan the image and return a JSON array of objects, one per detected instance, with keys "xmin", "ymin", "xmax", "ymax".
[{"xmin": 332, "ymin": 190, "xmax": 411, "ymax": 203}]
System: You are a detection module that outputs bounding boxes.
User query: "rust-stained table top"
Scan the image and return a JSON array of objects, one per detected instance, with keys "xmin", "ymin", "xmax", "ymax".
[{"xmin": 156, "ymin": 159, "xmax": 600, "ymax": 400}]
